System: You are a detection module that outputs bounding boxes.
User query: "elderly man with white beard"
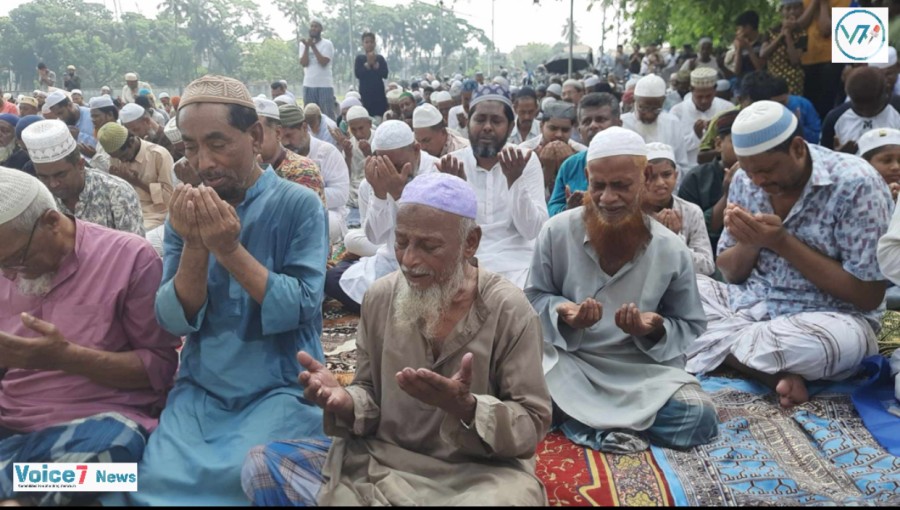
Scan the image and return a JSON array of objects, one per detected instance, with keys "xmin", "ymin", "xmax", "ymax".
[
  {"xmin": 242, "ymin": 172, "xmax": 552, "ymax": 506},
  {"xmin": 525, "ymin": 126, "xmax": 718, "ymax": 454},
  {"xmin": 0, "ymin": 168, "xmax": 180, "ymax": 506}
]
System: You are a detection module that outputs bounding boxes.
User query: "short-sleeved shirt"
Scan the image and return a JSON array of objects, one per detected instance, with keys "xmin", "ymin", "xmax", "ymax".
[
  {"xmin": 299, "ymin": 39, "xmax": 335, "ymax": 89},
  {"xmin": 719, "ymin": 144, "xmax": 893, "ymax": 327},
  {"xmin": 802, "ymin": 0, "xmax": 852, "ymax": 66},
  {"xmin": 765, "ymin": 25, "xmax": 808, "ymax": 96},
  {"xmin": 57, "ymin": 168, "xmax": 146, "ymax": 236}
]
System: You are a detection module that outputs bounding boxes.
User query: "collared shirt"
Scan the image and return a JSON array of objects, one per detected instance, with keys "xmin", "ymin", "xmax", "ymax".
[
  {"xmin": 307, "ymin": 136, "xmax": 350, "ymax": 220},
  {"xmin": 547, "ymin": 150, "xmax": 587, "ymax": 217},
  {"xmin": 508, "ymin": 118, "xmax": 541, "ymax": 145},
  {"xmin": 57, "ymin": 169, "xmax": 145, "ymax": 236},
  {"xmin": 720, "ymin": 144, "xmax": 892, "ymax": 327},
  {"xmin": 664, "ymin": 195, "xmax": 715, "ymax": 276},
  {"xmin": 670, "ymin": 95, "xmax": 735, "ymax": 167},
  {"xmin": 275, "ymin": 148, "xmax": 326, "ymax": 206},
  {"xmin": 311, "ymin": 115, "xmax": 340, "ymax": 150},
  {"xmin": 0, "ymin": 219, "xmax": 180, "ymax": 433},
  {"xmin": 450, "ymin": 145, "xmax": 549, "ymax": 287},
  {"xmin": 110, "ymin": 140, "xmax": 174, "ymax": 231}
]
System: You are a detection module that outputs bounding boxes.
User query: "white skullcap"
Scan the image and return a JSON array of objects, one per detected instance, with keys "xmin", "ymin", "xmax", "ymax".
[
  {"xmin": 563, "ymin": 78, "xmax": 583, "ymax": 90},
  {"xmin": 635, "ymin": 74, "xmax": 667, "ymax": 97},
  {"xmin": 273, "ymin": 94, "xmax": 294, "ymax": 105},
  {"xmin": 420, "ymin": 80, "xmax": 431, "ymax": 89},
  {"xmin": 346, "ymin": 105, "xmax": 371, "ymax": 122},
  {"xmin": 731, "ymin": 100, "xmax": 799, "ymax": 157},
  {"xmin": 372, "ymin": 120, "xmax": 415, "ymax": 151},
  {"xmin": 119, "ymin": 103, "xmax": 146, "ymax": 124},
  {"xmin": 71, "ymin": 89, "xmax": 82, "ymax": 96},
  {"xmin": 431, "ymin": 80, "xmax": 441, "ymax": 89},
  {"xmin": 159, "ymin": 92, "xmax": 170, "ymax": 99},
  {"xmin": 858, "ymin": 127, "xmax": 900, "ymax": 157},
  {"xmin": 164, "ymin": 117, "xmax": 182, "ymax": 144},
  {"xmin": 386, "ymin": 88, "xmax": 404, "ymax": 103},
  {"xmin": 89, "ymin": 96, "xmax": 114, "ymax": 109},
  {"xmin": 450, "ymin": 82, "xmax": 463, "ymax": 97},
  {"xmin": 870, "ymin": 46, "xmax": 898, "ymax": 69},
  {"xmin": 646, "ymin": 142, "xmax": 676, "ymax": 163},
  {"xmin": 304, "ymin": 103, "xmax": 322, "ymax": 116},
  {"xmin": 413, "ymin": 90, "xmax": 423, "ymax": 101},
  {"xmin": 44, "ymin": 90, "xmax": 68, "ymax": 109},
  {"xmin": 492, "ymin": 76, "xmax": 510, "ymax": 89},
  {"xmin": 453, "ymin": 73, "xmax": 463, "ymax": 81},
  {"xmin": 625, "ymin": 77, "xmax": 639, "ymax": 90},
  {"xmin": 690, "ymin": 67, "xmax": 718, "ymax": 88},
  {"xmin": 431, "ymin": 91, "xmax": 452, "ymax": 105},
  {"xmin": 547, "ymin": 83, "xmax": 562, "ymax": 96},
  {"xmin": 340, "ymin": 97, "xmax": 362, "ymax": 110},
  {"xmin": 22, "ymin": 119, "xmax": 77, "ymax": 164},
  {"xmin": 587, "ymin": 126, "xmax": 648, "ymax": 162},
  {"xmin": 0, "ymin": 167, "xmax": 42, "ymax": 225},
  {"xmin": 413, "ymin": 103, "xmax": 443, "ymax": 128},
  {"xmin": 716, "ymin": 79, "xmax": 732, "ymax": 92},
  {"xmin": 540, "ymin": 97, "xmax": 557, "ymax": 112},
  {"xmin": 124, "ymin": 72, "xmax": 138, "ymax": 81},
  {"xmin": 254, "ymin": 97, "xmax": 280, "ymax": 120},
  {"xmin": 345, "ymin": 91, "xmax": 361, "ymax": 100},
  {"xmin": 584, "ymin": 76, "xmax": 601, "ymax": 88},
  {"xmin": 41, "ymin": 103, "xmax": 50, "ymax": 115}
]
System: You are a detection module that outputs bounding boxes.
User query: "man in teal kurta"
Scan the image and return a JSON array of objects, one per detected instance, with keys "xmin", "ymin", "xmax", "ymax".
[{"xmin": 102, "ymin": 75, "xmax": 330, "ymax": 506}]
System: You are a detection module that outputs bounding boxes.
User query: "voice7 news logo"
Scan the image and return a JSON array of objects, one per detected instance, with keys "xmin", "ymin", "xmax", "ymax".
[
  {"xmin": 13, "ymin": 463, "xmax": 138, "ymax": 492},
  {"xmin": 833, "ymin": 8, "xmax": 889, "ymax": 64}
]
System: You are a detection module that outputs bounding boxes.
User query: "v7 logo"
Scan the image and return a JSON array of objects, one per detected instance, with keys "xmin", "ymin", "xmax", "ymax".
[{"xmin": 839, "ymin": 24, "xmax": 871, "ymax": 44}]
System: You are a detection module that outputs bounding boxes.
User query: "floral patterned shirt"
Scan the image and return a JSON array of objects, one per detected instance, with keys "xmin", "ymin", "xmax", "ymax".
[
  {"xmin": 275, "ymin": 149, "xmax": 326, "ymax": 207},
  {"xmin": 57, "ymin": 169, "xmax": 146, "ymax": 236}
]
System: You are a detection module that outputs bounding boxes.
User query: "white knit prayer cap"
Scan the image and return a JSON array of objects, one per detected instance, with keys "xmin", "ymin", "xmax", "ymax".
[
  {"xmin": 413, "ymin": 104, "xmax": 443, "ymax": 128},
  {"xmin": 386, "ymin": 88, "xmax": 404, "ymax": 104},
  {"xmin": 340, "ymin": 97, "xmax": 362, "ymax": 110},
  {"xmin": 273, "ymin": 94, "xmax": 294, "ymax": 106},
  {"xmin": 587, "ymin": 126, "xmax": 648, "ymax": 162},
  {"xmin": 431, "ymin": 91, "xmax": 452, "ymax": 105},
  {"xmin": 547, "ymin": 83, "xmax": 562, "ymax": 96},
  {"xmin": 646, "ymin": 142, "xmax": 676, "ymax": 164},
  {"xmin": 346, "ymin": 105, "xmax": 371, "ymax": 123},
  {"xmin": 372, "ymin": 120, "xmax": 415, "ymax": 151},
  {"xmin": 634, "ymin": 74, "xmax": 666, "ymax": 97},
  {"xmin": 44, "ymin": 90, "xmax": 68, "ymax": 109},
  {"xmin": 22, "ymin": 119, "xmax": 77, "ymax": 164},
  {"xmin": 158, "ymin": 92, "xmax": 170, "ymax": 99},
  {"xmin": 89, "ymin": 96, "xmax": 114, "ymax": 110},
  {"xmin": 254, "ymin": 97, "xmax": 281, "ymax": 120},
  {"xmin": 124, "ymin": 72, "xmax": 138, "ymax": 81},
  {"xmin": 163, "ymin": 117, "xmax": 182, "ymax": 144},
  {"xmin": 858, "ymin": 127, "xmax": 900, "ymax": 157},
  {"xmin": 431, "ymin": 80, "xmax": 441, "ymax": 89},
  {"xmin": 0, "ymin": 166, "xmax": 43, "ymax": 225},
  {"xmin": 119, "ymin": 103, "xmax": 146, "ymax": 124},
  {"xmin": 731, "ymin": 100, "xmax": 799, "ymax": 157}
]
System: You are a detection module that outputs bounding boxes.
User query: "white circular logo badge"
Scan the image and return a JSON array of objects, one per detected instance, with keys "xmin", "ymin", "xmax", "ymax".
[{"xmin": 835, "ymin": 9, "xmax": 887, "ymax": 62}]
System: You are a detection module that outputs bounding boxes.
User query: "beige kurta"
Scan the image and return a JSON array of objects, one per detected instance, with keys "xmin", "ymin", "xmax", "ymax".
[
  {"xmin": 319, "ymin": 268, "xmax": 552, "ymax": 506},
  {"xmin": 111, "ymin": 140, "xmax": 174, "ymax": 230}
]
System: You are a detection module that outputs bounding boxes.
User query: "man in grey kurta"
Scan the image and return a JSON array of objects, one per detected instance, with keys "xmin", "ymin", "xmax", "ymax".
[
  {"xmin": 242, "ymin": 172, "xmax": 552, "ymax": 505},
  {"xmin": 525, "ymin": 126, "xmax": 717, "ymax": 453}
]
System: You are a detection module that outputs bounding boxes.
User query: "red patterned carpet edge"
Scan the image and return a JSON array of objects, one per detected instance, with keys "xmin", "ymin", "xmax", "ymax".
[{"xmin": 536, "ymin": 431, "xmax": 675, "ymax": 507}]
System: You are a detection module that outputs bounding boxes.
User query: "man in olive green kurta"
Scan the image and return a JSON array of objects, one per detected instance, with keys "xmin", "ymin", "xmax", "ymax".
[{"xmin": 242, "ymin": 172, "xmax": 552, "ymax": 506}]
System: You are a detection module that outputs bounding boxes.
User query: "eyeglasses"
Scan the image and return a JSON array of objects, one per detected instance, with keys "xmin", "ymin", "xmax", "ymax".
[
  {"xmin": 0, "ymin": 215, "xmax": 42, "ymax": 272},
  {"xmin": 636, "ymin": 105, "xmax": 663, "ymax": 114}
]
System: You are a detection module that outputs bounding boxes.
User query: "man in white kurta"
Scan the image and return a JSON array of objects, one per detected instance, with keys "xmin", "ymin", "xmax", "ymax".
[
  {"xmin": 670, "ymin": 68, "xmax": 735, "ymax": 168},
  {"xmin": 324, "ymin": 121, "xmax": 437, "ymax": 312},
  {"xmin": 622, "ymin": 74, "xmax": 693, "ymax": 189},
  {"xmin": 526, "ymin": 127, "xmax": 717, "ymax": 453},
  {"xmin": 439, "ymin": 83, "xmax": 549, "ymax": 288}
]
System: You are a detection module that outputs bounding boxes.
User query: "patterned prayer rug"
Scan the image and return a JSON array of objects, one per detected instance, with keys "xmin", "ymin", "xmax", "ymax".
[
  {"xmin": 879, "ymin": 310, "xmax": 900, "ymax": 357},
  {"xmin": 653, "ymin": 377, "xmax": 900, "ymax": 506},
  {"xmin": 322, "ymin": 300, "xmax": 359, "ymax": 386}
]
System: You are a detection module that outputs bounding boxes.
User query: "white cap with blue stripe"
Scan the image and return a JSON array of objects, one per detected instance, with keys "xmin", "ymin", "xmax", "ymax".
[{"xmin": 731, "ymin": 100, "xmax": 798, "ymax": 157}]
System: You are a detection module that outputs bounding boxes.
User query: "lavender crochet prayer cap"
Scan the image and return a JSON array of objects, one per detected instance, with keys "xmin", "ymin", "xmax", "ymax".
[{"xmin": 398, "ymin": 172, "xmax": 477, "ymax": 220}]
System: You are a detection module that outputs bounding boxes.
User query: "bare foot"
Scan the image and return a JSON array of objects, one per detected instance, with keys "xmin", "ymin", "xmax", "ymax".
[{"xmin": 775, "ymin": 374, "xmax": 809, "ymax": 408}]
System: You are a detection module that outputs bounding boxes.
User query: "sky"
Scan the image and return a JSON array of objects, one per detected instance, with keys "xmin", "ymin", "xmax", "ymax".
[{"xmin": 1, "ymin": 0, "xmax": 627, "ymax": 54}]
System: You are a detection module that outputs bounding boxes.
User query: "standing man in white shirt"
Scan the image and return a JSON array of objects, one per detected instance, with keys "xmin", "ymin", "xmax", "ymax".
[
  {"xmin": 670, "ymin": 68, "xmax": 735, "ymax": 167},
  {"xmin": 437, "ymin": 84, "xmax": 549, "ymax": 288},
  {"xmin": 299, "ymin": 19, "xmax": 336, "ymax": 121}
]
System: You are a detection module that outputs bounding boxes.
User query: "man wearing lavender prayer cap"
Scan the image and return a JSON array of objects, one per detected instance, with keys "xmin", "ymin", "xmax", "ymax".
[
  {"xmin": 437, "ymin": 83, "xmax": 549, "ymax": 288},
  {"xmin": 243, "ymin": 172, "xmax": 552, "ymax": 506}
]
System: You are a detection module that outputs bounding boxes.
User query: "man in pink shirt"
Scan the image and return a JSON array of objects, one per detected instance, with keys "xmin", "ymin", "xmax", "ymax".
[{"xmin": 0, "ymin": 165, "xmax": 180, "ymax": 505}]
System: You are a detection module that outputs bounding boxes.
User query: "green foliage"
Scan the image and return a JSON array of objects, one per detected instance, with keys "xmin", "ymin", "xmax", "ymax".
[
  {"xmin": 508, "ymin": 43, "xmax": 557, "ymax": 70},
  {"xmin": 237, "ymin": 38, "xmax": 303, "ymax": 87}
]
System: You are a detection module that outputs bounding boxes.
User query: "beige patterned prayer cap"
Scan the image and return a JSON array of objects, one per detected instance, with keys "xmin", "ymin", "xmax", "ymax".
[{"xmin": 179, "ymin": 75, "xmax": 256, "ymax": 110}]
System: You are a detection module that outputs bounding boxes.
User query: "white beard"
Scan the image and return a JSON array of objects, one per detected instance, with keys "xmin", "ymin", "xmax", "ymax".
[
  {"xmin": 16, "ymin": 272, "xmax": 55, "ymax": 297},
  {"xmin": 393, "ymin": 256, "xmax": 467, "ymax": 339},
  {"xmin": 632, "ymin": 118, "xmax": 659, "ymax": 140}
]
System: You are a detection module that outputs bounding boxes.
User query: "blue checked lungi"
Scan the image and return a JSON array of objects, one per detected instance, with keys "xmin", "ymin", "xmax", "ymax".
[
  {"xmin": 0, "ymin": 412, "xmax": 147, "ymax": 506},
  {"xmin": 303, "ymin": 87, "xmax": 336, "ymax": 120},
  {"xmin": 241, "ymin": 438, "xmax": 331, "ymax": 506}
]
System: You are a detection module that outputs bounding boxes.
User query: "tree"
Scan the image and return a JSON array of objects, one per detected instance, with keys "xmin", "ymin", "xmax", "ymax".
[{"xmin": 237, "ymin": 38, "xmax": 303, "ymax": 87}]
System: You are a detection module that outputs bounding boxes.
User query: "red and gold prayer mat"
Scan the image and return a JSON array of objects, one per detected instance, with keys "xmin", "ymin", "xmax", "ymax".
[{"xmin": 536, "ymin": 431, "xmax": 675, "ymax": 507}]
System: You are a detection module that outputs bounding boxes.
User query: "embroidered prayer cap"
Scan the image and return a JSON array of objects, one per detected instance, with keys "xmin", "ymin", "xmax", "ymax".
[
  {"xmin": 716, "ymin": 79, "xmax": 732, "ymax": 92},
  {"xmin": 372, "ymin": 120, "xmax": 415, "ymax": 151},
  {"xmin": 386, "ymin": 88, "xmax": 404, "ymax": 104},
  {"xmin": 278, "ymin": 104, "xmax": 305, "ymax": 127},
  {"xmin": 17, "ymin": 96, "xmax": 38, "ymax": 109},
  {"xmin": 97, "ymin": 122, "xmax": 129, "ymax": 153},
  {"xmin": 547, "ymin": 83, "xmax": 563, "ymax": 96},
  {"xmin": 346, "ymin": 105, "xmax": 371, "ymax": 123},
  {"xmin": 587, "ymin": 126, "xmax": 648, "ymax": 162},
  {"xmin": 274, "ymin": 94, "xmax": 294, "ymax": 106},
  {"xmin": 690, "ymin": 67, "xmax": 718, "ymax": 89},
  {"xmin": 431, "ymin": 91, "xmax": 452, "ymax": 104},
  {"xmin": 646, "ymin": 142, "xmax": 675, "ymax": 164},
  {"xmin": 164, "ymin": 117, "xmax": 182, "ymax": 144},
  {"xmin": 22, "ymin": 120, "xmax": 77, "ymax": 164},
  {"xmin": 88, "ymin": 96, "xmax": 114, "ymax": 110},
  {"xmin": 340, "ymin": 97, "xmax": 362, "ymax": 110},
  {"xmin": 413, "ymin": 103, "xmax": 443, "ymax": 128},
  {"xmin": 120, "ymin": 103, "xmax": 146, "ymax": 125},
  {"xmin": 0, "ymin": 114, "xmax": 19, "ymax": 129},
  {"xmin": 858, "ymin": 128, "xmax": 900, "ymax": 157},
  {"xmin": 44, "ymin": 90, "xmax": 68, "ymax": 109},
  {"xmin": 124, "ymin": 72, "xmax": 138, "ymax": 81},
  {"xmin": 15, "ymin": 116, "xmax": 43, "ymax": 141},
  {"xmin": 469, "ymin": 83, "xmax": 512, "ymax": 111},
  {"xmin": 398, "ymin": 172, "xmax": 477, "ymax": 220},
  {"xmin": 179, "ymin": 75, "xmax": 256, "ymax": 111},
  {"xmin": 253, "ymin": 97, "xmax": 280, "ymax": 121},
  {"xmin": 0, "ymin": 167, "xmax": 42, "ymax": 225},
  {"xmin": 634, "ymin": 74, "xmax": 666, "ymax": 97},
  {"xmin": 542, "ymin": 100, "xmax": 576, "ymax": 122},
  {"xmin": 870, "ymin": 46, "xmax": 898, "ymax": 69},
  {"xmin": 731, "ymin": 100, "xmax": 798, "ymax": 157}
]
